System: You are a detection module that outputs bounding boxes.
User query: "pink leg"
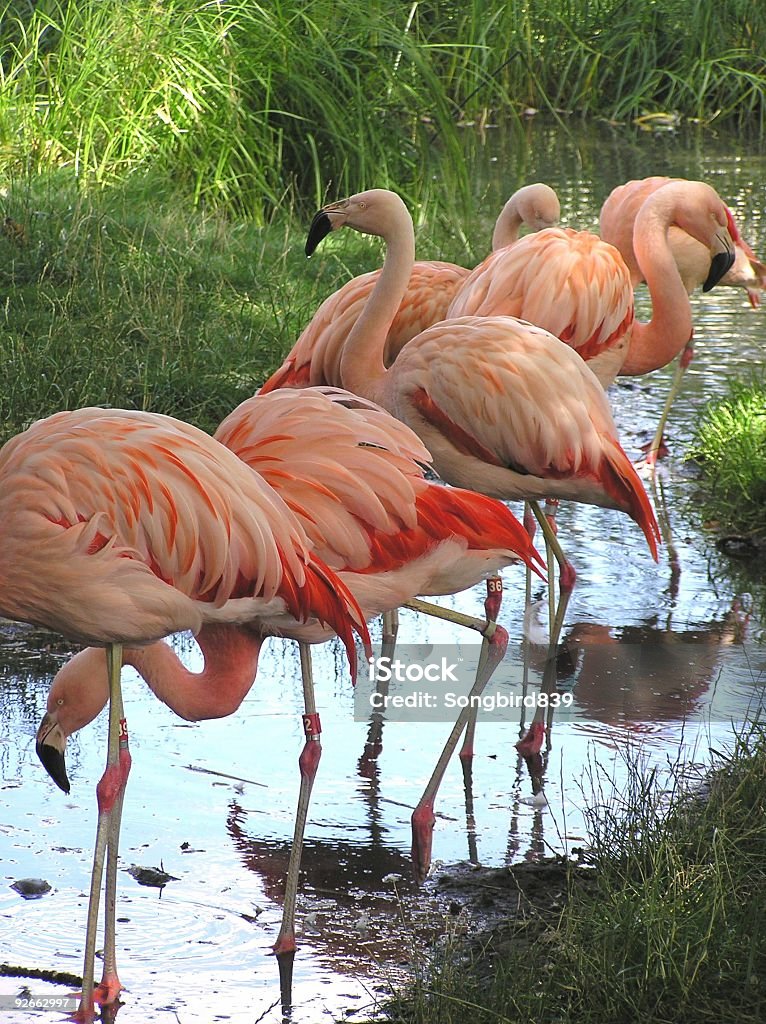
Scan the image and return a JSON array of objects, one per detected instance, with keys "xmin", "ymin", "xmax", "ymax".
[
  {"xmin": 516, "ymin": 552, "xmax": 576, "ymax": 759},
  {"xmin": 274, "ymin": 643, "xmax": 322, "ymax": 1013},
  {"xmin": 644, "ymin": 336, "xmax": 694, "ymax": 468},
  {"xmin": 411, "ymin": 624, "xmax": 509, "ymax": 882},
  {"xmin": 74, "ymin": 645, "xmax": 130, "ymax": 1023},
  {"xmin": 459, "ymin": 575, "xmax": 503, "ymax": 763},
  {"xmin": 93, "ymin": 736, "xmax": 131, "ymax": 1008},
  {"xmin": 457, "ymin": 576, "xmax": 503, "ymax": 864}
]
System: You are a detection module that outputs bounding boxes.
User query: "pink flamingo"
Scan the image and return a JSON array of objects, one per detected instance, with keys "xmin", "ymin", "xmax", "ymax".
[
  {"xmin": 600, "ymin": 175, "xmax": 764, "ymax": 458},
  {"xmin": 304, "ymin": 188, "xmax": 662, "ymax": 792},
  {"xmin": 599, "ymin": 175, "xmax": 765, "ymax": 306},
  {"xmin": 4, "ymin": 406, "xmax": 368, "ymax": 1021},
  {"xmin": 36, "ymin": 389, "xmax": 545, "ymax": 1002},
  {"xmin": 260, "ymin": 183, "xmax": 559, "ymax": 392}
]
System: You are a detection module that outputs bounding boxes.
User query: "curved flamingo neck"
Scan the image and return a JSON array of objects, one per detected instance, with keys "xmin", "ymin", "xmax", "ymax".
[
  {"xmin": 124, "ymin": 624, "xmax": 263, "ymax": 721},
  {"xmin": 620, "ymin": 200, "xmax": 694, "ymax": 376},
  {"xmin": 339, "ymin": 200, "xmax": 416, "ymax": 405},
  {"xmin": 491, "ymin": 199, "xmax": 524, "ymax": 250}
]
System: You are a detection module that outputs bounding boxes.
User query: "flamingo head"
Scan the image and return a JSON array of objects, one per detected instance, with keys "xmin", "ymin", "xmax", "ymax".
[
  {"xmin": 305, "ymin": 189, "xmax": 409, "ymax": 256},
  {"xmin": 36, "ymin": 711, "xmax": 70, "ymax": 794},
  {"xmin": 36, "ymin": 650, "xmax": 110, "ymax": 794}
]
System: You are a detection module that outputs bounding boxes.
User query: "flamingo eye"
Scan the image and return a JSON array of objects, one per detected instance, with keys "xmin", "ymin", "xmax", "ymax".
[
  {"xmin": 358, "ymin": 202, "xmax": 367, "ymax": 210},
  {"xmin": 57, "ymin": 698, "xmax": 64, "ymax": 706}
]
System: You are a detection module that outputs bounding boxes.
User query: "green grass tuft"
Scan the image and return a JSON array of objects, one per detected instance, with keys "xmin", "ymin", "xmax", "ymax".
[{"xmin": 688, "ymin": 379, "xmax": 766, "ymax": 539}]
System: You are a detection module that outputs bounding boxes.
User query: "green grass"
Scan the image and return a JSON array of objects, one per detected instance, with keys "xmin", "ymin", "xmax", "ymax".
[
  {"xmin": 375, "ymin": 727, "xmax": 766, "ymax": 1024},
  {"xmin": 0, "ymin": 0, "xmax": 764, "ymax": 222},
  {"xmin": 688, "ymin": 379, "xmax": 766, "ymax": 540},
  {"xmin": 0, "ymin": 174, "xmax": 281, "ymax": 437}
]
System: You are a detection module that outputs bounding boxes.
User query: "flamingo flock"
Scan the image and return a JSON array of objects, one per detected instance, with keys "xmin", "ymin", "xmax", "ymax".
[{"xmin": 1, "ymin": 171, "xmax": 761, "ymax": 1020}]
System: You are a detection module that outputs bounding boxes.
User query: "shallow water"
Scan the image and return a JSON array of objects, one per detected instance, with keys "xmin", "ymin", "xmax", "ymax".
[{"xmin": 1, "ymin": 119, "xmax": 766, "ymax": 1023}]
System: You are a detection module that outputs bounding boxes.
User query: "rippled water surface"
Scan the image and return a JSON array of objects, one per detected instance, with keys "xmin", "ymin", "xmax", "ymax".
[{"xmin": 1, "ymin": 119, "xmax": 765, "ymax": 1023}]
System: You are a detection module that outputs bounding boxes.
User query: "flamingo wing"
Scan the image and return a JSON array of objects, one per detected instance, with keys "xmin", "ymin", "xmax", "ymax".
[{"xmin": 216, "ymin": 387, "xmax": 432, "ymax": 570}]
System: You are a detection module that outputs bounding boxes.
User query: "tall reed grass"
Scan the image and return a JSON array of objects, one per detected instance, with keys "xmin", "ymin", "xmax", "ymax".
[{"xmin": 1, "ymin": 0, "xmax": 764, "ymax": 219}]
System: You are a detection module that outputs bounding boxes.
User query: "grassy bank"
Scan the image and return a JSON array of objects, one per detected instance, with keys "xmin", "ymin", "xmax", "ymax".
[
  {"xmin": 1, "ymin": 0, "xmax": 765, "ymax": 220},
  {"xmin": 688, "ymin": 379, "xmax": 766, "ymax": 543},
  {"xmin": 375, "ymin": 728, "xmax": 766, "ymax": 1024}
]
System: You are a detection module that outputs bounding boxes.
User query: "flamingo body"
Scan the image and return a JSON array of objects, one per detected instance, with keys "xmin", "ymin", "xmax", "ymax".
[
  {"xmin": 0, "ymin": 408, "xmax": 366, "ymax": 656},
  {"xmin": 381, "ymin": 317, "xmax": 660, "ymax": 551},
  {"xmin": 306, "ymin": 189, "xmax": 660, "ymax": 559}
]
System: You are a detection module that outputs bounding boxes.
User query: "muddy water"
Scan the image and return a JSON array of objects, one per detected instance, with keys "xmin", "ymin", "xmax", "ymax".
[{"xmin": 1, "ymin": 121, "xmax": 766, "ymax": 1023}]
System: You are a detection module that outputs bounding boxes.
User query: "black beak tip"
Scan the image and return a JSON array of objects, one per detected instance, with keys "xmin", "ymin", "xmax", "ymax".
[
  {"xmin": 703, "ymin": 248, "xmax": 736, "ymax": 292},
  {"xmin": 36, "ymin": 742, "xmax": 70, "ymax": 795},
  {"xmin": 305, "ymin": 210, "xmax": 334, "ymax": 257}
]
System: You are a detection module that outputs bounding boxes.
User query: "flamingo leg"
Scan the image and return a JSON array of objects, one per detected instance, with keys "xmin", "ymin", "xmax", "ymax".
[
  {"xmin": 542, "ymin": 498, "xmax": 560, "ymax": 632},
  {"xmin": 408, "ymin": 619, "xmax": 509, "ymax": 882},
  {"xmin": 516, "ymin": 502, "xmax": 576, "ymax": 758},
  {"xmin": 360, "ymin": 608, "xmax": 399, "ymax": 767},
  {"xmin": 75, "ymin": 644, "xmax": 130, "ymax": 1023},
  {"xmin": 381, "ymin": 607, "xmax": 399, "ymax": 656},
  {"xmin": 459, "ymin": 575, "xmax": 503, "ymax": 763},
  {"xmin": 92, "ymin": 783, "xmax": 129, "ymax": 1008},
  {"xmin": 516, "ymin": 543, "xmax": 575, "ymax": 759},
  {"xmin": 648, "ymin": 467, "xmax": 681, "ymax": 603},
  {"xmin": 456, "ymin": 576, "xmax": 502, "ymax": 867},
  {"xmin": 645, "ymin": 337, "xmax": 694, "ymax": 467},
  {"xmin": 274, "ymin": 642, "xmax": 322, "ymax": 1013}
]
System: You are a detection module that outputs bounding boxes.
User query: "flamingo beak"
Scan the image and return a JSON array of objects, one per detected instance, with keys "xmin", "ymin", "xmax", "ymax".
[
  {"xmin": 703, "ymin": 235, "xmax": 736, "ymax": 292},
  {"xmin": 35, "ymin": 712, "xmax": 70, "ymax": 794},
  {"xmin": 305, "ymin": 199, "xmax": 349, "ymax": 256}
]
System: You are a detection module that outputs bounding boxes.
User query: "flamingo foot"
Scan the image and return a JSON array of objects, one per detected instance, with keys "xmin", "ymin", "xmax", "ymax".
[
  {"xmin": 70, "ymin": 994, "xmax": 96, "ymax": 1024},
  {"xmin": 516, "ymin": 720, "xmax": 546, "ymax": 758},
  {"xmin": 411, "ymin": 799, "xmax": 436, "ymax": 882}
]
